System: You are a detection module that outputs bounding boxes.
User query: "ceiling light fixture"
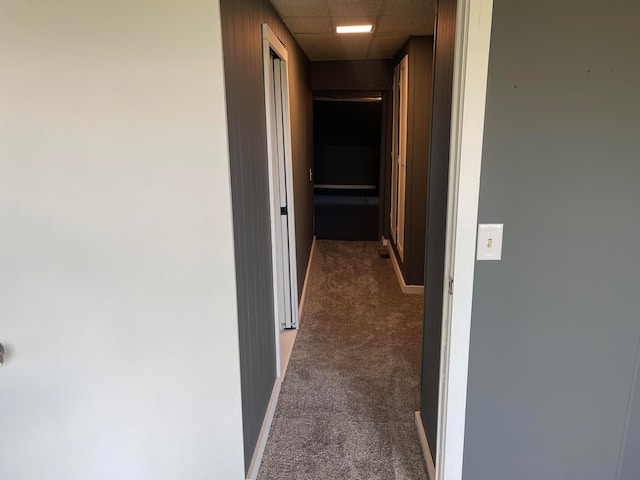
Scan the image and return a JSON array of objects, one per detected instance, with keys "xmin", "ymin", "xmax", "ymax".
[{"xmin": 336, "ymin": 25, "xmax": 374, "ymax": 34}]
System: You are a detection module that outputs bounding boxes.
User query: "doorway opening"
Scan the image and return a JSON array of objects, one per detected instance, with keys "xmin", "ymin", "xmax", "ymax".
[
  {"xmin": 256, "ymin": 1, "xmax": 494, "ymax": 478},
  {"xmin": 312, "ymin": 93, "xmax": 383, "ymax": 241},
  {"xmin": 262, "ymin": 24, "xmax": 299, "ymax": 380}
]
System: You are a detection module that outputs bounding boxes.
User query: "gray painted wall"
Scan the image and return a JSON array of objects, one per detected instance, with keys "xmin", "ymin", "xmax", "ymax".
[
  {"xmin": 219, "ymin": 0, "xmax": 314, "ymax": 471},
  {"xmin": 420, "ymin": 0, "xmax": 456, "ymax": 456},
  {"xmin": 463, "ymin": 1, "xmax": 640, "ymax": 479}
]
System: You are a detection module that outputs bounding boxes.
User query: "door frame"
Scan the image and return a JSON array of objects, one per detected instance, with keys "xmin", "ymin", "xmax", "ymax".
[
  {"xmin": 389, "ymin": 54, "xmax": 409, "ymax": 258},
  {"xmin": 262, "ymin": 23, "xmax": 300, "ymax": 378},
  {"xmin": 436, "ymin": 0, "xmax": 494, "ymax": 479}
]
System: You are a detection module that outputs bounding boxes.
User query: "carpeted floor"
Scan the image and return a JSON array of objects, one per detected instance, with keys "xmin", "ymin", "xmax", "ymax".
[{"xmin": 257, "ymin": 240, "xmax": 429, "ymax": 480}]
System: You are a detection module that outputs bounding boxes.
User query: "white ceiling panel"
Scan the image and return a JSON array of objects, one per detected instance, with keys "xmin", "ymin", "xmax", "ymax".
[
  {"xmin": 285, "ymin": 16, "xmax": 333, "ymax": 34},
  {"xmin": 377, "ymin": 15, "xmax": 434, "ymax": 35},
  {"xmin": 273, "ymin": 0, "xmax": 331, "ymax": 17},
  {"xmin": 327, "ymin": 0, "xmax": 384, "ymax": 16},
  {"xmin": 382, "ymin": 0, "xmax": 435, "ymax": 15}
]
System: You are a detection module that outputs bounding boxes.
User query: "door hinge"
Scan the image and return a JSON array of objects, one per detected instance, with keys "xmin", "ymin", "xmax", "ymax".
[
  {"xmin": 448, "ymin": 277, "xmax": 454, "ymax": 295},
  {"xmin": 280, "ymin": 206, "xmax": 288, "ymax": 216}
]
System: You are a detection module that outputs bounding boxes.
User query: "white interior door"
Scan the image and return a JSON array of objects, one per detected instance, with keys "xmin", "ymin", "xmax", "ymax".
[
  {"xmin": 271, "ymin": 55, "xmax": 293, "ymax": 330},
  {"xmin": 396, "ymin": 54, "xmax": 409, "ymax": 261},
  {"xmin": 390, "ymin": 63, "xmax": 400, "ymax": 243},
  {"xmin": 262, "ymin": 24, "xmax": 299, "ymax": 339}
]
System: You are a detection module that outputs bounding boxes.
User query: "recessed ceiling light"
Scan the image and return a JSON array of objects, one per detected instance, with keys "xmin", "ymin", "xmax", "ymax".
[{"xmin": 336, "ymin": 25, "xmax": 374, "ymax": 34}]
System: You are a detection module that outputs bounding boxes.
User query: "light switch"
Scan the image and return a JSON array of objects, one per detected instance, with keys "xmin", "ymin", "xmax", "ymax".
[{"xmin": 477, "ymin": 224, "xmax": 503, "ymax": 260}]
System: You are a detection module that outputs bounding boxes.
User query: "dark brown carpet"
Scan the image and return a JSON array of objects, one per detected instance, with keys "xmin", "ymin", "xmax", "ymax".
[{"xmin": 257, "ymin": 240, "xmax": 428, "ymax": 480}]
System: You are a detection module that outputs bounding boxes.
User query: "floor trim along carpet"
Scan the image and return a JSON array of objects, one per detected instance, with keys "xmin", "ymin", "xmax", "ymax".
[
  {"xmin": 415, "ymin": 411, "xmax": 436, "ymax": 479},
  {"xmin": 297, "ymin": 235, "xmax": 317, "ymax": 325},
  {"xmin": 246, "ymin": 379, "xmax": 282, "ymax": 480},
  {"xmin": 384, "ymin": 237, "xmax": 424, "ymax": 295},
  {"xmin": 247, "ymin": 237, "xmax": 316, "ymax": 479}
]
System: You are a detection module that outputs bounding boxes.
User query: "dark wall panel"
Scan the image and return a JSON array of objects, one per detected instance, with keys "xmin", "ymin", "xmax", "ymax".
[
  {"xmin": 311, "ymin": 60, "xmax": 393, "ymax": 91},
  {"xmin": 405, "ymin": 37, "xmax": 434, "ymax": 285},
  {"xmin": 219, "ymin": 0, "xmax": 313, "ymax": 471},
  {"xmin": 463, "ymin": 1, "xmax": 640, "ymax": 479},
  {"xmin": 389, "ymin": 37, "xmax": 434, "ymax": 286},
  {"xmin": 420, "ymin": 0, "xmax": 456, "ymax": 455}
]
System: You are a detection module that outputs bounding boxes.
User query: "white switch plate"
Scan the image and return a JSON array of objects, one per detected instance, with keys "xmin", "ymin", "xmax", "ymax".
[{"xmin": 477, "ymin": 224, "xmax": 504, "ymax": 260}]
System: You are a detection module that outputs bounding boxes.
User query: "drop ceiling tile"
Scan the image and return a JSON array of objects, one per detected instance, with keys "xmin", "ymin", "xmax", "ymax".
[
  {"xmin": 285, "ymin": 16, "xmax": 333, "ymax": 34},
  {"xmin": 370, "ymin": 35, "xmax": 409, "ymax": 46},
  {"xmin": 327, "ymin": 0, "xmax": 384, "ymax": 17},
  {"xmin": 377, "ymin": 15, "xmax": 434, "ymax": 35},
  {"xmin": 383, "ymin": 0, "xmax": 435, "ymax": 15},
  {"xmin": 273, "ymin": 0, "xmax": 434, "ymax": 60},
  {"xmin": 368, "ymin": 36, "xmax": 408, "ymax": 58},
  {"xmin": 295, "ymin": 33, "xmax": 340, "ymax": 44},
  {"xmin": 414, "ymin": 14, "xmax": 436, "ymax": 35},
  {"xmin": 271, "ymin": 0, "xmax": 330, "ymax": 17}
]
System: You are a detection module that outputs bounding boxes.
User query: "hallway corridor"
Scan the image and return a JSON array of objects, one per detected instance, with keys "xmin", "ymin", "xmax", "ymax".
[{"xmin": 257, "ymin": 241, "xmax": 428, "ymax": 479}]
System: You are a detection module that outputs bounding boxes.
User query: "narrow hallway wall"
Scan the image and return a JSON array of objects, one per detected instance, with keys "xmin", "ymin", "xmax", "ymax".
[
  {"xmin": 420, "ymin": 0, "xmax": 457, "ymax": 456},
  {"xmin": 391, "ymin": 36, "xmax": 434, "ymax": 286},
  {"xmin": 219, "ymin": 0, "xmax": 314, "ymax": 471}
]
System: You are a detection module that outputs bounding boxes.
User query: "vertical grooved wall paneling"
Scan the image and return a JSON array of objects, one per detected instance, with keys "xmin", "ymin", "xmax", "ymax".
[{"xmin": 219, "ymin": 0, "xmax": 313, "ymax": 471}]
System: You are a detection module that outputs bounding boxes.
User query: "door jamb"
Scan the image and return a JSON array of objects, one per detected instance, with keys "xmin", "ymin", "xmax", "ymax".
[
  {"xmin": 436, "ymin": 1, "xmax": 494, "ymax": 479},
  {"xmin": 261, "ymin": 24, "xmax": 300, "ymax": 379}
]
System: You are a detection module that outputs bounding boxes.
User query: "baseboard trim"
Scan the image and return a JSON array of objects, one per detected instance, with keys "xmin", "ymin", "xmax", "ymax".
[
  {"xmin": 246, "ymin": 379, "xmax": 282, "ymax": 480},
  {"xmin": 415, "ymin": 411, "xmax": 436, "ymax": 480},
  {"xmin": 297, "ymin": 235, "xmax": 316, "ymax": 325},
  {"xmin": 386, "ymin": 239, "xmax": 424, "ymax": 295}
]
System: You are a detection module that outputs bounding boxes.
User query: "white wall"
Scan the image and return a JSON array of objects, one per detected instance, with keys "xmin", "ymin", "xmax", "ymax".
[{"xmin": 0, "ymin": 1, "xmax": 245, "ymax": 478}]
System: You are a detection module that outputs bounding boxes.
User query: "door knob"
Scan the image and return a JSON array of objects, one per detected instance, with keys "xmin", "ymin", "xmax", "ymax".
[{"xmin": 0, "ymin": 343, "xmax": 4, "ymax": 367}]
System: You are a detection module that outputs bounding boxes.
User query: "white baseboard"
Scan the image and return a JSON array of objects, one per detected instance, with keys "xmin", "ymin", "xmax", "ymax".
[
  {"xmin": 246, "ymin": 237, "xmax": 316, "ymax": 479},
  {"xmin": 297, "ymin": 235, "xmax": 316, "ymax": 325},
  {"xmin": 415, "ymin": 411, "xmax": 436, "ymax": 480},
  {"xmin": 246, "ymin": 379, "xmax": 282, "ymax": 480},
  {"xmin": 387, "ymin": 242, "xmax": 424, "ymax": 295},
  {"xmin": 381, "ymin": 236, "xmax": 389, "ymax": 246}
]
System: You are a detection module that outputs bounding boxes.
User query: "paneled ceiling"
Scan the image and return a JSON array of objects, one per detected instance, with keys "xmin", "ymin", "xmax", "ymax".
[{"xmin": 270, "ymin": 0, "xmax": 436, "ymax": 61}]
